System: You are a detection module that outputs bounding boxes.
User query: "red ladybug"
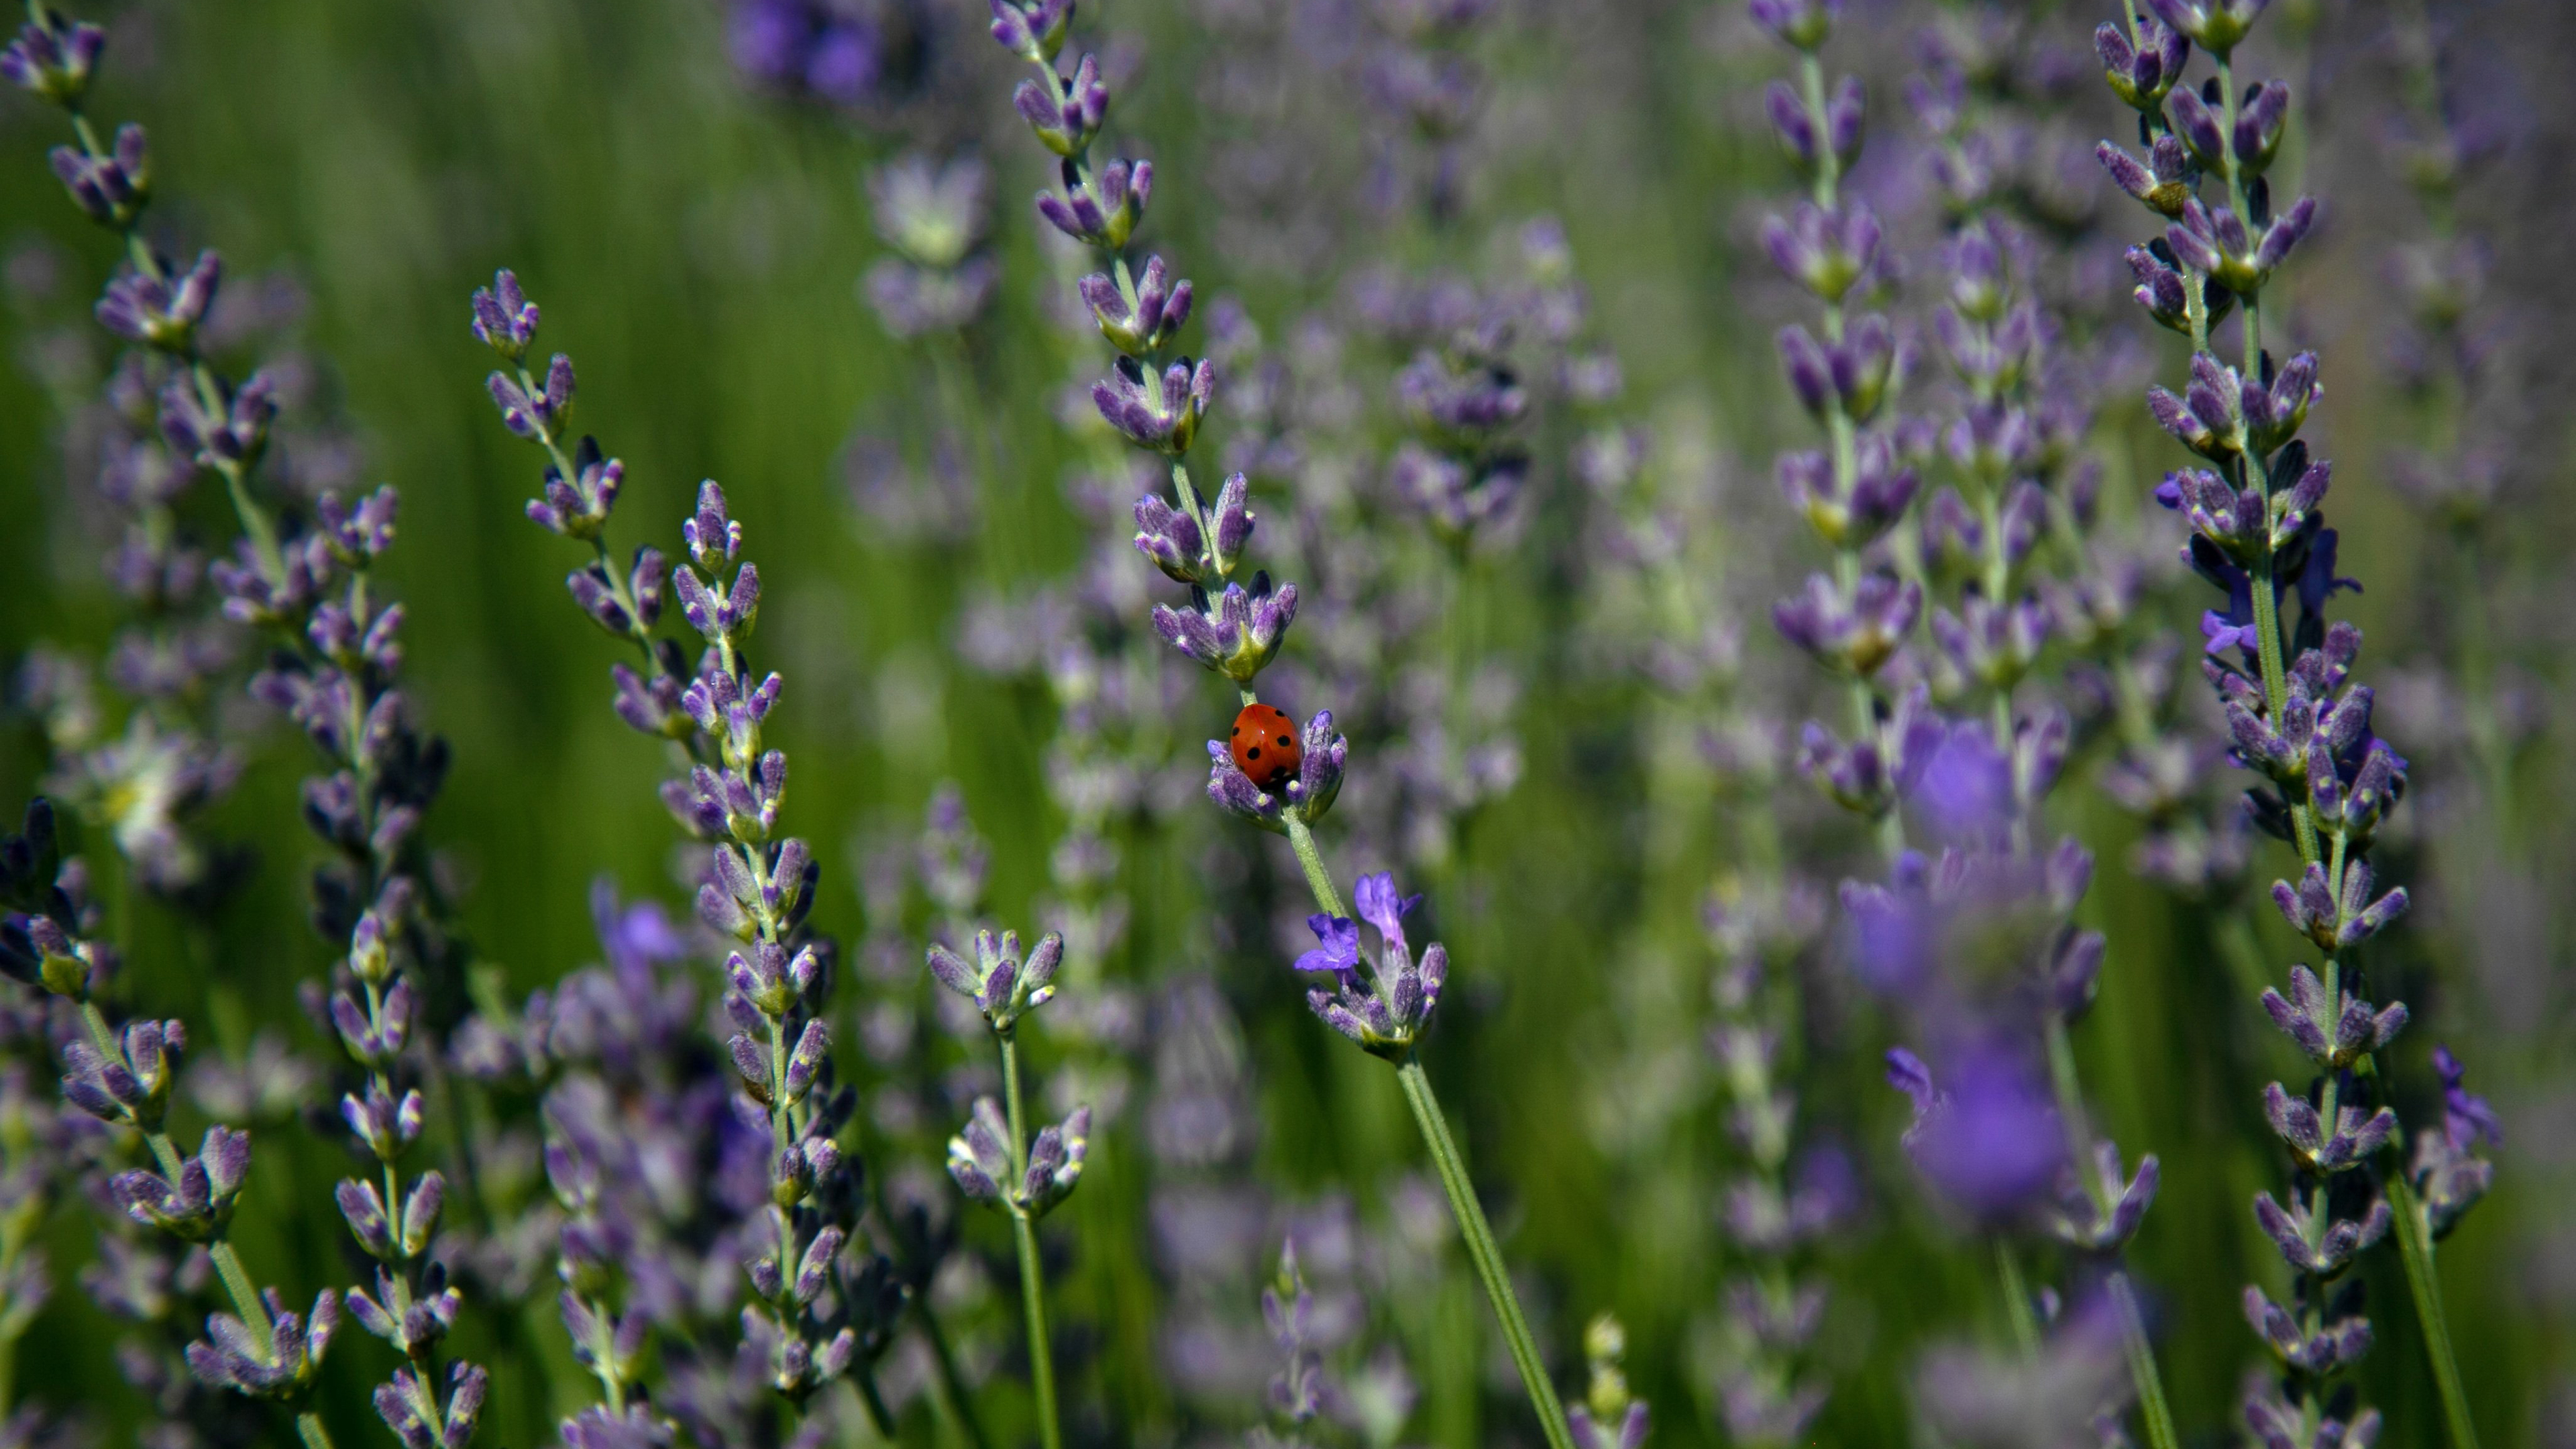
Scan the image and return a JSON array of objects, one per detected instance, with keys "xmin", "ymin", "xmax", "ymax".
[{"xmin": 1228, "ymin": 703, "xmax": 1303, "ymax": 791}]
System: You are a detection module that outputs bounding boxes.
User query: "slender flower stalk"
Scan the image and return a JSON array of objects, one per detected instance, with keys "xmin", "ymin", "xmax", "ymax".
[
  {"xmin": 6, "ymin": 1, "xmax": 288, "ymax": 590},
  {"xmin": 467, "ymin": 278, "xmax": 916, "ymax": 1437},
  {"xmin": 1891, "ymin": 18, "xmax": 2186, "ymax": 1446},
  {"xmin": 981, "ymin": 3, "xmax": 1576, "ymax": 1444},
  {"xmin": 11, "ymin": 7, "xmax": 489, "ymax": 1444},
  {"xmin": 1748, "ymin": 0, "xmax": 1927, "ymax": 863},
  {"xmin": 0, "ymin": 800, "xmax": 340, "ymax": 1449},
  {"xmin": 2097, "ymin": 3, "xmax": 2484, "ymax": 1444},
  {"xmin": 928, "ymin": 928, "xmax": 1091, "ymax": 1449}
]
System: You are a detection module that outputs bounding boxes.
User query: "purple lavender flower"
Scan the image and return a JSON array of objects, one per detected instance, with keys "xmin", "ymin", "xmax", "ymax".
[
  {"xmin": 1888, "ymin": 1042, "xmax": 2066, "ymax": 1224},
  {"xmin": 2092, "ymin": 8, "xmax": 2475, "ymax": 1428},
  {"xmin": 727, "ymin": 0, "xmax": 927, "ymax": 112},
  {"xmin": 1773, "ymin": 572, "xmax": 1922, "ymax": 678},
  {"xmin": 1295, "ymin": 871, "xmax": 1446, "ymax": 1060},
  {"xmin": 1151, "ymin": 572, "xmax": 1298, "ymax": 683},
  {"xmin": 1, "ymin": 8, "xmax": 103, "ymax": 104}
]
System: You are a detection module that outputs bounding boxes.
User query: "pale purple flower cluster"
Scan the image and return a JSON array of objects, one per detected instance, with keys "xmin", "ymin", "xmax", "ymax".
[
  {"xmin": 1751, "ymin": 1, "xmax": 1929, "ymax": 852},
  {"xmin": 1699, "ymin": 883, "xmax": 1835, "ymax": 1446},
  {"xmin": 727, "ymin": 0, "xmax": 929, "ymax": 114},
  {"xmin": 863, "ymin": 152, "xmax": 999, "ymax": 341}
]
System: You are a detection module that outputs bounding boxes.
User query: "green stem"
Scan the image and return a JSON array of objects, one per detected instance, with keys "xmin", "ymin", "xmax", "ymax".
[
  {"xmin": 1993, "ymin": 1241, "xmax": 2039, "ymax": 1360},
  {"xmin": 295, "ymin": 1410, "xmax": 336, "ymax": 1449},
  {"xmin": 856, "ymin": 1368, "xmax": 897, "ymax": 1440},
  {"xmin": 1797, "ymin": 52, "xmax": 1839, "ymax": 208},
  {"xmin": 916, "ymin": 1293, "xmax": 991, "ymax": 1449},
  {"xmin": 2035, "ymin": 1020, "xmax": 2179, "ymax": 1449},
  {"xmin": 2108, "ymin": 1272, "xmax": 2181, "ymax": 1449},
  {"xmin": 2387, "ymin": 1169, "xmax": 2479, "ymax": 1449},
  {"xmin": 1282, "ymin": 815, "xmax": 1348, "ymax": 919},
  {"xmin": 1010, "ymin": 1211, "xmax": 1059, "ymax": 1449},
  {"xmin": 866, "ymin": 1161, "xmax": 991, "ymax": 1449},
  {"xmin": 206, "ymin": 1242, "xmax": 277, "ymax": 1362},
  {"xmin": 1281, "ymin": 728, "xmax": 1570, "ymax": 1449},
  {"xmin": 998, "ymin": 1032, "xmax": 1063, "ymax": 1449},
  {"xmin": 1393, "ymin": 1058, "xmax": 1576, "ymax": 1449}
]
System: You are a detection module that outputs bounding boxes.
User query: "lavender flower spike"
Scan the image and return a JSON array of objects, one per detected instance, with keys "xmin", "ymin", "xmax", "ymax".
[{"xmin": 2093, "ymin": 4, "xmax": 2477, "ymax": 1439}]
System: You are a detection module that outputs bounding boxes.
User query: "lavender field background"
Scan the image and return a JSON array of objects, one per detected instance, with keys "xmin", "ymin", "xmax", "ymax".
[{"xmin": 3, "ymin": 0, "xmax": 2575, "ymax": 1446}]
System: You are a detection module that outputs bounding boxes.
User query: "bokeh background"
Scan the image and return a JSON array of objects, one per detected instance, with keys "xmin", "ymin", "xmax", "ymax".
[{"xmin": 3, "ymin": 0, "xmax": 2573, "ymax": 1446}]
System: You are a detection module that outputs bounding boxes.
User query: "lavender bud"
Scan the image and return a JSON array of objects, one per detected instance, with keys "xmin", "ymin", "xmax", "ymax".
[
  {"xmin": 2233, "ymin": 80, "xmax": 2290, "ymax": 174},
  {"xmin": 2097, "ymin": 15, "xmax": 2188, "ymax": 111},
  {"xmin": 337, "ymin": 1177, "xmax": 394, "ymax": 1258},
  {"xmin": 96, "ymin": 250, "xmax": 220, "ymax": 350},
  {"xmin": 1208, "ymin": 472, "xmax": 1254, "ymax": 573},
  {"xmin": 1132, "ymin": 492, "xmax": 1208, "ymax": 582},
  {"xmin": 946, "ymin": 1096, "xmax": 1014, "ymax": 1204},
  {"xmin": 1092, "ymin": 354, "xmax": 1216, "ymax": 455},
  {"xmin": 48, "ymin": 121, "xmax": 148, "ymax": 226},
  {"xmin": 988, "ymin": 0, "xmax": 1073, "ymax": 64},
  {"xmin": 1765, "ymin": 80, "xmax": 1816, "ymax": 167},
  {"xmin": 400, "ymin": 1171, "xmax": 444, "ymax": 1257},
  {"xmin": 527, "ymin": 435, "xmax": 624, "ymax": 539},
  {"xmin": 1748, "ymin": 0, "xmax": 1839, "ymax": 50},
  {"xmin": 1021, "ymin": 1105, "xmax": 1091, "ymax": 1215},
  {"xmin": 784, "ymin": 1019, "xmax": 829, "ymax": 1100},
  {"xmin": 1, "ymin": 12, "xmax": 105, "ymax": 105},
  {"xmin": 469, "ymin": 269, "xmax": 540, "ymax": 362},
  {"xmin": 1762, "ymin": 201, "xmax": 1878, "ymax": 303},
  {"xmin": 1774, "ymin": 571, "xmax": 1921, "ymax": 678},
  {"xmin": 2143, "ymin": 0, "xmax": 2266, "ymax": 57},
  {"xmin": 794, "ymin": 1226, "xmax": 844, "ymax": 1305},
  {"xmin": 1013, "ymin": 51, "xmax": 1108, "ymax": 157}
]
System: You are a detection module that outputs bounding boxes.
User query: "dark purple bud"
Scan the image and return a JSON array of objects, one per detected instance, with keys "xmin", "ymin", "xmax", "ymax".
[
  {"xmin": 337, "ymin": 1177, "xmax": 394, "ymax": 1258},
  {"xmin": 2169, "ymin": 86, "xmax": 2225, "ymax": 168},
  {"xmin": 2233, "ymin": 80, "xmax": 2290, "ymax": 173},
  {"xmin": 1765, "ymin": 80, "xmax": 1815, "ymax": 166}
]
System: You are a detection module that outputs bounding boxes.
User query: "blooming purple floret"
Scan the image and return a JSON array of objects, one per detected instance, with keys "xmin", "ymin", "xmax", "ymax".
[
  {"xmin": 1293, "ymin": 914, "xmax": 1360, "ymax": 985},
  {"xmin": 1297, "ymin": 871, "xmax": 1446, "ymax": 1059}
]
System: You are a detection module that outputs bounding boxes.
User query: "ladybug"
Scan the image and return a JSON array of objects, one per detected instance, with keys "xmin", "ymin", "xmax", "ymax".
[{"xmin": 1228, "ymin": 702, "xmax": 1303, "ymax": 791}]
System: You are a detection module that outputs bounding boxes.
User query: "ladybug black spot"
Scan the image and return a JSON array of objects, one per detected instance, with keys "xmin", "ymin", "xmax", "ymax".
[
  {"xmin": 1276, "ymin": 734, "xmax": 1293, "ymax": 747},
  {"xmin": 1247, "ymin": 746, "xmax": 1263, "ymax": 760}
]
